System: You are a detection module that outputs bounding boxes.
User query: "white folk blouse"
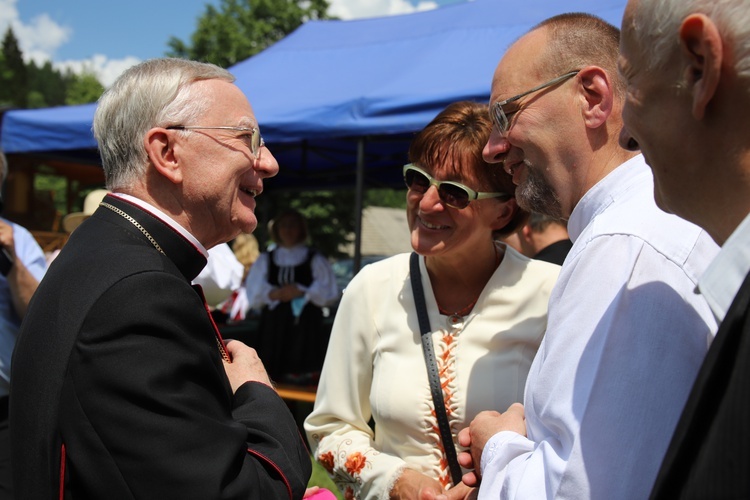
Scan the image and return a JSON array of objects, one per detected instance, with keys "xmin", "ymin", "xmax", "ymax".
[{"xmin": 304, "ymin": 244, "xmax": 560, "ymax": 499}]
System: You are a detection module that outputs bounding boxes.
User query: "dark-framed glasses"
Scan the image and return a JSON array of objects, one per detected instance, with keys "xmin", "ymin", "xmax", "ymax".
[
  {"xmin": 490, "ymin": 70, "xmax": 580, "ymax": 133},
  {"xmin": 403, "ymin": 164, "xmax": 510, "ymax": 209},
  {"xmin": 167, "ymin": 125, "xmax": 264, "ymax": 158}
]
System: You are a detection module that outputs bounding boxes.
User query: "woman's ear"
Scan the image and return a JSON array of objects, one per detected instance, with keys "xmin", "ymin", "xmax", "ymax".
[
  {"xmin": 578, "ymin": 66, "xmax": 613, "ymax": 129},
  {"xmin": 144, "ymin": 128, "xmax": 183, "ymax": 184}
]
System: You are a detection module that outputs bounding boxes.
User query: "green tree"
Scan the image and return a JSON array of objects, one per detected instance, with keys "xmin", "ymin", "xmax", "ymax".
[
  {"xmin": 167, "ymin": 0, "xmax": 408, "ymax": 260},
  {"xmin": 257, "ymin": 188, "xmax": 406, "ymax": 259},
  {"xmin": 27, "ymin": 60, "xmax": 67, "ymax": 108},
  {"xmin": 0, "ymin": 27, "xmax": 28, "ymax": 107},
  {"xmin": 0, "ymin": 27, "xmax": 103, "ymax": 109},
  {"xmin": 167, "ymin": 0, "xmax": 333, "ymax": 68},
  {"xmin": 64, "ymin": 71, "xmax": 104, "ymax": 105},
  {"xmin": 256, "ymin": 190, "xmax": 354, "ymax": 259},
  {"xmin": 365, "ymin": 188, "xmax": 406, "ymax": 210},
  {"xmin": 26, "ymin": 90, "xmax": 47, "ymax": 108}
]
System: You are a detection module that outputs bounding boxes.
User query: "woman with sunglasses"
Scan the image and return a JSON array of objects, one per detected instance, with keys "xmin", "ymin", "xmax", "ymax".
[{"xmin": 305, "ymin": 101, "xmax": 560, "ymax": 500}]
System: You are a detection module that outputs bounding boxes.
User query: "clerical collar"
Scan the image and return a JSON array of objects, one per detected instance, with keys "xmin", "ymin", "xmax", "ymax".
[{"xmin": 109, "ymin": 193, "xmax": 208, "ymax": 259}]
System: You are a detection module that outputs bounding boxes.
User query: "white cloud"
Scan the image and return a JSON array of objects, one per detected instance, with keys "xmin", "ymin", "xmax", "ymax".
[
  {"xmin": 0, "ymin": 0, "xmax": 18, "ymax": 31},
  {"xmin": 328, "ymin": 0, "xmax": 438, "ymax": 20},
  {"xmin": 13, "ymin": 13, "xmax": 70, "ymax": 53},
  {"xmin": 0, "ymin": 0, "xmax": 138, "ymax": 87},
  {"xmin": 0, "ymin": 0, "xmax": 71, "ymax": 63},
  {"xmin": 56, "ymin": 55, "xmax": 141, "ymax": 87},
  {"xmin": 0, "ymin": 0, "xmax": 442, "ymax": 89}
]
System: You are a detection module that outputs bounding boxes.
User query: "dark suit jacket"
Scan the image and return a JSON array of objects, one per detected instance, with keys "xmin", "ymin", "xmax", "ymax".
[
  {"xmin": 10, "ymin": 195, "xmax": 311, "ymax": 499},
  {"xmin": 650, "ymin": 270, "xmax": 750, "ymax": 499},
  {"xmin": 533, "ymin": 239, "xmax": 573, "ymax": 266}
]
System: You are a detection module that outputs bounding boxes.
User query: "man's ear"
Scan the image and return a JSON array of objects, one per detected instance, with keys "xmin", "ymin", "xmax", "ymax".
[
  {"xmin": 521, "ymin": 223, "xmax": 534, "ymax": 243},
  {"xmin": 679, "ymin": 14, "xmax": 722, "ymax": 120},
  {"xmin": 491, "ymin": 197, "xmax": 519, "ymax": 232},
  {"xmin": 578, "ymin": 66, "xmax": 613, "ymax": 129},
  {"xmin": 144, "ymin": 128, "xmax": 183, "ymax": 184}
]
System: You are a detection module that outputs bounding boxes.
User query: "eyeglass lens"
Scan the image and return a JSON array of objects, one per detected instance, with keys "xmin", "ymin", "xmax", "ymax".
[
  {"xmin": 491, "ymin": 104, "xmax": 508, "ymax": 132},
  {"xmin": 404, "ymin": 168, "xmax": 472, "ymax": 209},
  {"xmin": 249, "ymin": 129, "xmax": 261, "ymax": 157}
]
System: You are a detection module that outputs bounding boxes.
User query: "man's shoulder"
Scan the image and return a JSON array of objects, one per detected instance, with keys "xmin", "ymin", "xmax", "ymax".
[
  {"xmin": 582, "ymin": 174, "xmax": 718, "ymax": 272},
  {"xmin": 724, "ymin": 271, "xmax": 750, "ymax": 324},
  {"xmin": 3, "ymin": 218, "xmax": 43, "ymax": 251},
  {"xmin": 3, "ymin": 219, "xmax": 34, "ymax": 238},
  {"xmin": 59, "ymin": 219, "xmax": 175, "ymax": 271}
]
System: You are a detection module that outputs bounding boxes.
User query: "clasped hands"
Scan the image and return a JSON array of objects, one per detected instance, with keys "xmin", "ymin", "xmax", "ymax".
[
  {"xmin": 268, "ymin": 284, "xmax": 304, "ymax": 302},
  {"xmin": 389, "ymin": 403, "xmax": 526, "ymax": 500},
  {"xmin": 456, "ymin": 403, "xmax": 526, "ymax": 488}
]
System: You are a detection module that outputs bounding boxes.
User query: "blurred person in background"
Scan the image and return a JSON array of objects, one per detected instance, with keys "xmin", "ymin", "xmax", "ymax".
[
  {"xmin": 61, "ymin": 189, "xmax": 110, "ymax": 235},
  {"xmin": 304, "ymin": 101, "xmax": 560, "ymax": 500},
  {"xmin": 213, "ymin": 232, "xmax": 261, "ymax": 323},
  {"xmin": 500, "ymin": 212, "xmax": 572, "ymax": 266},
  {"xmin": 233, "ymin": 232, "xmax": 261, "ymax": 279},
  {"xmin": 193, "ymin": 243, "xmax": 244, "ymax": 309},
  {"xmin": 0, "ymin": 149, "xmax": 47, "ymax": 499},
  {"xmin": 244, "ymin": 209, "xmax": 339, "ymax": 384},
  {"xmin": 45, "ymin": 189, "xmax": 110, "ymax": 265}
]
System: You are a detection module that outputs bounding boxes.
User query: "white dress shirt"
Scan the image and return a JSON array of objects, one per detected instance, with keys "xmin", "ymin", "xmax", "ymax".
[
  {"xmin": 478, "ymin": 155, "xmax": 719, "ymax": 500},
  {"xmin": 698, "ymin": 211, "xmax": 750, "ymax": 325}
]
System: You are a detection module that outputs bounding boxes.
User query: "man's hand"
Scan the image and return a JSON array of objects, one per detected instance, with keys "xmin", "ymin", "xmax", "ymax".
[
  {"xmin": 0, "ymin": 220, "xmax": 17, "ymax": 260},
  {"xmin": 0, "ymin": 220, "xmax": 39, "ymax": 318},
  {"xmin": 389, "ymin": 468, "xmax": 445, "ymax": 500},
  {"xmin": 221, "ymin": 339, "xmax": 272, "ymax": 392},
  {"xmin": 389, "ymin": 469, "xmax": 477, "ymax": 500},
  {"xmin": 457, "ymin": 404, "xmax": 526, "ymax": 486},
  {"xmin": 428, "ymin": 481, "xmax": 477, "ymax": 500}
]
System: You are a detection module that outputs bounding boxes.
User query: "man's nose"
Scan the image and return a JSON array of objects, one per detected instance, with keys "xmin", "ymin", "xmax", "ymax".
[
  {"xmin": 254, "ymin": 147, "xmax": 279, "ymax": 178},
  {"xmin": 483, "ymin": 128, "xmax": 511, "ymax": 164}
]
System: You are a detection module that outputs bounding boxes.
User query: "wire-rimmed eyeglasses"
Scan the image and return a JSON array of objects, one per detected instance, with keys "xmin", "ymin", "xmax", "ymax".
[
  {"xmin": 167, "ymin": 125, "xmax": 264, "ymax": 158},
  {"xmin": 490, "ymin": 70, "xmax": 580, "ymax": 133}
]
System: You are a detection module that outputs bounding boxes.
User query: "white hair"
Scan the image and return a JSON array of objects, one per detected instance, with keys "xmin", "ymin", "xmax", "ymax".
[
  {"xmin": 629, "ymin": 0, "xmax": 750, "ymax": 84},
  {"xmin": 93, "ymin": 58, "xmax": 235, "ymax": 190}
]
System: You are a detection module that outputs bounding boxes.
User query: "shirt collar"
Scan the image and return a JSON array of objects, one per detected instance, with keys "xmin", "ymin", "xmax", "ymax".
[
  {"xmin": 698, "ymin": 211, "xmax": 750, "ymax": 323},
  {"xmin": 567, "ymin": 154, "xmax": 647, "ymax": 243}
]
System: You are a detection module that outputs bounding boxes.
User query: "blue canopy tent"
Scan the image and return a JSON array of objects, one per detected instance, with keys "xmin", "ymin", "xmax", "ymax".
[
  {"xmin": 1, "ymin": 0, "xmax": 627, "ymax": 177},
  {"xmin": 0, "ymin": 0, "xmax": 626, "ymax": 262}
]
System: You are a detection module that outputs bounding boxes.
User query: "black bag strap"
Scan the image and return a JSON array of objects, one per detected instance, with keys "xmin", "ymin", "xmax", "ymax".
[{"xmin": 409, "ymin": 252, "xmax": 463, "ymax": 486}]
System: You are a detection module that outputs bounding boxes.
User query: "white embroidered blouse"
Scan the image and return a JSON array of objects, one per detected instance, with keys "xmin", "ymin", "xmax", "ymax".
[{"xmin": 304, "ymin": 244, "xmax": 560, "ymax": 499}]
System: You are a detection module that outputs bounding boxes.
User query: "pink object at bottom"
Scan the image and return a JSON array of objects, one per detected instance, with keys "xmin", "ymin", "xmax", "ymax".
[{"xmin": 305, "ymin": 487, "xmax": 337, "ymax": 500}]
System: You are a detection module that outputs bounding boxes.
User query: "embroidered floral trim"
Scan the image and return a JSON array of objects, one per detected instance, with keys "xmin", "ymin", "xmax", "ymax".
[
  {"xmin": 314, "ymin": 438, "xmax": 377, "ymax": 499},
  {"xmin": 430, "ymin": 328, "xmax": 458, "ymax": 488}
]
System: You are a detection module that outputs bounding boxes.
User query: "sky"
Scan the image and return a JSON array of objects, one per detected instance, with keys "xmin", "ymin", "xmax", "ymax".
[{"xmin": 2, "ymin": 0, "xmax": 458, "ymax": 87}]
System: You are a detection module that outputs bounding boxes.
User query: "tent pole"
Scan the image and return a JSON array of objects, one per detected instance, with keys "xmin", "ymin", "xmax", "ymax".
[{"xmin": 353, "ymin": 137, "xmax": 365, "ymax": 274}]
